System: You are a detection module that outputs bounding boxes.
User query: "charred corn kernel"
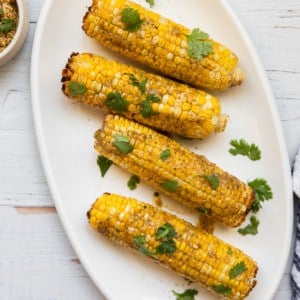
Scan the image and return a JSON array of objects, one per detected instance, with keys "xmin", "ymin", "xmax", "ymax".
[
  {"xmin": 87, "ymin": 193, "xmax": 258, "ymax": 299},
  {"xmin": 62, "ymin": 52, "xmax": 227, "ymax": 138},
  {"xmin": 82, "ymin": 0, "xmax": 244, "ymax": 91},
  {"xmin": 94, "ymin": 115, "xmax": 254, "ymax": 227}
]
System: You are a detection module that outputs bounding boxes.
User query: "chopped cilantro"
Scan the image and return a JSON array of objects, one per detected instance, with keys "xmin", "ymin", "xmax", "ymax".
[
  {"xmin": 127, "ymin": 175, "xmax": 140, "ymax": 190},
  {"xmin": 248, "ymin": 178, "xmax": 273, "ymax": 213},
  {"xmin": 126, "ymin": 73, "xmax": 148, "ymax": 94},
  {"xmin": 106, "ymin": 91, "xmax": 129, "ymax": 113},
  {"xmin": 97, "ymin": 155, "xmax": 113, "ymax": 177},
  {"xmin": 146, "ymin": 94, "xmax": 160, "ymax": 103},
  {"xmin": 0, "ymin": 8, "xmax": 3, "ymax": 16},
  {"xmin": 155, "ymin": 223, "xmax": 176, "ymax": 240},
  {"xmin": 0, "ymin": 18, "xmax": 16, "ymax": 34},
  {"xmin": 140, "ymin": 99, "xmax": 155, "ymax": 117},
  {"xmin": 227, "ymin": 247, "xmax": 233, "ymax": 255},
  {"xmin": 211, "ymin": 284, "xmax": 232, "ymax": 296},
  {"xmin": 160, "ymin": 149, "xmax": 171, "ymax": 161},
  {"xmin": 238, "ymin": 216, "xmax": 260, "ymax": 236},
  {"xmin": 229, "ymin": 261, "xmax": 247, "ymax": 279},
  {"xmin": 113, "ymin": 134, "xmax": 134, "ymax": 154},
  {"xmin": 68, "ymin": 81, "xmax": 87, "ymax": 96},
  {"xmin": 203, "ymin": 174, "xmax": 219, "ymax": 190},
  {"xmin": 146, "ymin": 0, "xmax": 154, "ymax": 7},
  {"xmin": 185, "ymin": 28, "xmax": 213, "ymax": 60},
  {"xmin": 172, "ymin": 289, "xmax": 198, "ymax": 300},
  {"xmin": 160, "ymin": 180, "xmax": 179, "ymax": 192},
  {"xmin": 133, "ymin": 235, "xmax": 155, "ymax": 257},
  {"xmin": 229, "ymin": 139, "xmax": 261, "ymax": 161},
  {"xmin": 121, "ymin": 7, "xmax": 143, "ymax": 32},
  {"xmin": 155, "ymin": 223, "xmax": 177, "ymax": 255},
  {"xmin": 196, "ymin": 206, "xmax": 212, "ymax": 215}
]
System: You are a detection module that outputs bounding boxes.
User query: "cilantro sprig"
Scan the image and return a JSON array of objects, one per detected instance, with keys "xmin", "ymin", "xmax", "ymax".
[
  {"xmin": 229, "ymin": 139, "xmax": 261, "ymax": 161},
  {"xmin": 160, "ymin": 149, "xmax": 171, "ymax": 161},
  {"xmin": 229, "ymin": 261, "xmax": 247, "ymax": 279},
  {"xmin": 238, "ymin": 216, "xmax": 260, "ymax": 236},
  {"xmin": 97, "ymin": 155, "xmax": 113, "ymax": 177},
  {"xmin": 0, "ymin": 18, "xmax": 16, "ymax": 34},
  {"xmin": 211, "ymin": 284, "xmax": 232, "ymax": 296},
  {"xmin": 68, "ymin": 81, "xmax": 87, "ymax": 96},
  {"xmin": 185, "ymin": 28, "xmax": 213, "ymax": 60},
  {"xmin": 127, "ymin": 73, "xmax": 148, "ymax": 94},
  {"xmin": 160, "ymin": 180, "xmax": 179, "ymax": 192},
  {"xmin": 248, "ymin": 178, "xmax": 273, "ymax": 213},
  {"xmin": 113, "ymin": 134, "xmax": 134, "ymax": 154},
  {"xmin": 121, "ymin": 7, "xmax": 143, "ymax": 32},
  {"xmin": 203, "ymin": 174, "xmax": 219, "ymax": 190},
  {"xmin": 146, "ymin": 0, "xmax": 154, "ymax": 7},
  {"xmin": 106, "ymin": 91, "xmax": 129, "ymax": 113},
  {"xmin": 127, "ymin": 175, "xmax": 140, "ymax": 190},
  {"xmin": 172, "ymin": 289, "xmax": 198, "ymax": 300},
  {"xmin": 134, "ymin": 223, "xmax": 177, "ymax": 257}
]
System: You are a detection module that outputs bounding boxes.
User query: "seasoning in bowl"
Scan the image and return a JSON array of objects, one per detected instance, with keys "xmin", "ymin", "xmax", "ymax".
[{"xmin": 0, "ymin": 0, "xmax": 18, "ymax": 53}]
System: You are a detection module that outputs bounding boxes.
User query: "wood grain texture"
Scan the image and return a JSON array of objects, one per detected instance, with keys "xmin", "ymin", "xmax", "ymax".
[{"xmin": 0, "ymin": 0, "xmax": 299, "ymax": 299}]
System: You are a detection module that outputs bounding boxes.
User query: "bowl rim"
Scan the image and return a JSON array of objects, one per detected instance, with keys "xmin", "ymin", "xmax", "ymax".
[{"xmin": 0, "ymin": 0, "xmax": 29, "ymax": 62}]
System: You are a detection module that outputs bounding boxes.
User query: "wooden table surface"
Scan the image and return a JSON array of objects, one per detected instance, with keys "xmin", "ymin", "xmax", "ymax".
[{"xmin": 0, "ymin": 0, "xmax": 299, "ymax": 299}]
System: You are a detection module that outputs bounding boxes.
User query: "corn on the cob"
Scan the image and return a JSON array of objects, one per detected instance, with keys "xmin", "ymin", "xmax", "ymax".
[
  {"xmin": 62, "ymin": 52, "xmax": 227, "ymax": 139},
  {"xmin": 94, "ymin": 114, "xmax": 254, "ymax": 227},
  {"xmin": 87, "ymin": 193, "xmax": 258, "ymax": 299},
  {"xmin": 82, "ymin": 0, "xmax": 244, "ymax": 91}
]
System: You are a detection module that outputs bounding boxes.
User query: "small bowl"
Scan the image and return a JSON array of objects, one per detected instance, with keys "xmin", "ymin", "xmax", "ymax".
[{"xmin": 0, "ymin": 0, "xmax": 29, "ymax": 66}]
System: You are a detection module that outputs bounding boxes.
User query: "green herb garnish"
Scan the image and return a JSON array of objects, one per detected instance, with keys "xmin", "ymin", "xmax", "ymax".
[
  {"xmin": 211, "ymin": 284, "xmax": 232, "ymax": 296},
  {"xmin": 248, "ymin": 178, "xmax": 273, "ymax": 213},
  {"xmin": 185, "ymin": 28, "xmax": 213, "ymax": 60},
  {"xmin": 127, "ymin": 73, "xmax": 148, "ymax": 94},
  {"xmin": 127, "ymin": 175, "xmax": 140, "ymax": 190},
  {"xmin": 203, "ymin": 174, "xmax": 219, "ymax": 190},
  {"xmin": 160, "ymin": 149, "xmax": 171, "ymax": 161},
  {"xmin": 155, "ymin": 223, "xmax": 177, "ymax": 255},
  {"xmin": 133, "ymin": 235, "xmax": 156, "ymax": 257},
  {"xmin": 0, "ymin": 18, "xmax": 16, "ymax": 34},
  {"xmin": 146, "ymin": 94, "xmax": 160, "ymax": 103},
  {"xmin": 68, "ymin": 81, "xmax": 87, "ymax": 96},
  {"xmin": 238, "ymin": 216, "xmax": 260, "ymax": 236},
  {"xmin": 113, "ymin": 134, "xmax": 134, "ymax": 154},
  {"xmin": 0, "ymin": 8, "xmax": 3, "ymax": 16},
  {"xmin": 172, "ymin": 288, "xmax": 198, "ymax": 300},
  {"xmin": 140, "ymin": 99, "xmax": 155, "ymax": 117},
  {"xmin": 227, "ymin": 247, "xmax": 233, "ymax": 255},
  {"xmin": 160, "ymin": 180, "xmax": 179, "ymax": 192},
  {"xmin": 97, "ymin": 155, "xmax": 113, "ymax": 177},
  {"xmin": 121, "ymin": 7, "xmax": 143, "ymax": 32},
  {"xmin": 229, "ymin": 261, "xmax": 247, "ymax": 279},
  {"xmin": 196, "ymin": 206, "xmax": 212, "ymax": 215},
  {"xmin": 229, "ymin": 139, "xmax": 261, "ymax": 161},
  {"xmin": 146, "ymin": 0, "xmax": 154, "ymax": 7},
  {"xmin": 106, "ymin": 91, "xmax": 129, "ymax": 113}
]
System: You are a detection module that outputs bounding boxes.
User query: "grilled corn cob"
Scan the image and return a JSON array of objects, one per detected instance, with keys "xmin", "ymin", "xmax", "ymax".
[
  {"xmin": 62, "ymin": 52, "xmax": 227, "ymax": 139},
  {"xmin": 94, "ymin": 114, "xmax": 254, "ymax": 227},
  {"xmin": 87, "ymin": 193, "xmax": 258, "ymax": 299},
  {"xmin": 82, "ymin": 0, "xmax": 244, "ymax": 91}
]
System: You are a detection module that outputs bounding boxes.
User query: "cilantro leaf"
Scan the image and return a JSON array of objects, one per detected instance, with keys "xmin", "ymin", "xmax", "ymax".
[
  {"xmin": 185, "ymin": 28, "xmax": 213, "ymax": 60},
  {"xmin": 155, "ymin": 223, "xmax": 176, "ymax": 240},
  {"xmin": 160, "ymin": 149, "xmax": 171, "ymax": 161},
  {"xmin": 160, "ymin": 180, "xmax": 179, "ymax": 192},
  {"xmin": 196, "ymin": 206, "xmax": 212, "ymax": 215},
  {"xmin": 229, "ymin": 139, "xmax": 261, "ymax": 161},
  {"xmin": 97, "ymin": 155, "xmax": 113, "ymax": 177},
  {"xmin": 133, "ymin": 235, "xmax": 156, "ymax": 257},
  {"xmin": 229, "ymin": 261, "xmax": 247, "ymax": 279},
  {"xmin": 203, "ymin": 174, "xmax": 219, "ymax": 190},
  {"xmin": 113, "ymin": 134, "xmax": 134, "ymax": 153},
  {"xmin": 248, "ymin": 178, "xmax": 273, "ymax": 213},
  {"xmin": 146, "ymin": 0, "xmax": 154, "ymax": 7},
  {"xmin": 146, "ymin": 94, "xmax": 160, "ymax": 102},
  {"xmin": 126, "ymin": 73, "xmax": 148, "ymax": 94},
  {"xmin": 155, "ymin": 239, "xmax": 176, "ymax": 254},
  {"xmin": 238, "ymin": 216, "xmax": 260, "ymax": 236},
  {"xmin": 68, "ymin": 81, "xmax": 87, "ymax": 96},
  {"xmin": 0, "ymin": 18, "xmax": 16, "ymax": 34},
  {"xmin": 127, "ymin": 175, "xmax": 140, "ymax": 190},
  {"xmin": 172, "ymin": 289, "xmax": 198, "ymax": 300},
  {"xmin": 140, "ymin": 99, "xmax": 155, "ymax": 117},
  {"xmin": 106, "ymin": 91, "xmax": 129, "ymax": 113},
  {"xmin": 227, "ymin": 248, "xmax": 233, "ymax": 255},
  {"xmin": 211, "ymin": 284, "xmax": 232, "ymax": 296},
  {"xmin": 121, "ymin": 7, "xmax": 143, "ymax": 32}
]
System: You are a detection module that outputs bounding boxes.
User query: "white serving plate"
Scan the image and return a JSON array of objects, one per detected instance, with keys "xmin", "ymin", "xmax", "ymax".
[{"xmin": 31, "ymin": 0, "xmax": 293, "ymax": 299}]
